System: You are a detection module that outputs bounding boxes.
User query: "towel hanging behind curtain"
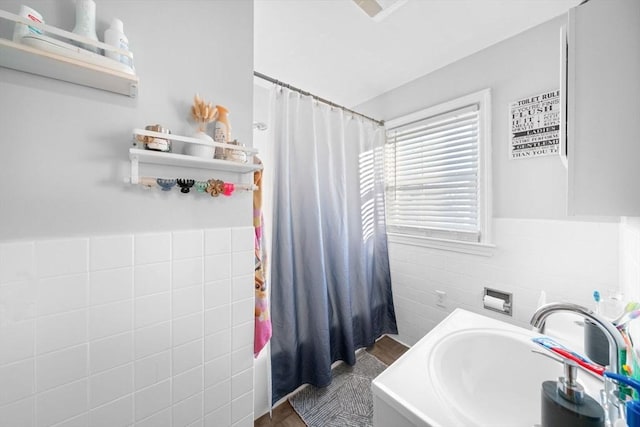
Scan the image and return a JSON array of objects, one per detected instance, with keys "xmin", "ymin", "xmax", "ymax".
[{"xmin": 254, "ymin": 159, "xmax": 272, "ymax": 357}]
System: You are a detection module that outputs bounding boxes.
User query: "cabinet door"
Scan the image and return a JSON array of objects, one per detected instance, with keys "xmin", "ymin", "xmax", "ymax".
[{"xmin": 567, "ymin": 0, "xmax": 640, "ymax": 216}]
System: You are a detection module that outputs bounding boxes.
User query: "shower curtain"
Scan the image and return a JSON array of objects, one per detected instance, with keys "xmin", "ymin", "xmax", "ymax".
[{"xmin": 269, "ymin": 87, "xmax": 397, "ymax": 403}]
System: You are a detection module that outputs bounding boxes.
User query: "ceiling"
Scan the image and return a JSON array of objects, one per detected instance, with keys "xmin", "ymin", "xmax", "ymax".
[{"xmin": 254, "ymin": 0, "xmax": 581, "ymax": 108}]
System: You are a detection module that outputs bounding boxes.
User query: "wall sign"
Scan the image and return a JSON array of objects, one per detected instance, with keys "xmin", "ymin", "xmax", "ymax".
[{"xmin": 510, "ymin": 89, "xmax": 560, "ymax": 159}]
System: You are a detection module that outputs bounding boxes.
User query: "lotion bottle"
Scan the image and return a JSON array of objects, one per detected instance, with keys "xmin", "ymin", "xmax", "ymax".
[
  {"xmin": 104, "ymin": 18, "xmax": 133, "ymax": 69},
  {"xmin": 213, "ymin": 105, "xmax": 230, "ymax": 159},
  {"xmin": 72, "ymin": 0, "xmax": 99, "ymax": 53}
]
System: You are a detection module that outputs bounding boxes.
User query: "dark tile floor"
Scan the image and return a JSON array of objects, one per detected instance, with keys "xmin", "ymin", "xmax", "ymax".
[{"xmin": 254, "ymin": 335, "xmax": 409, "ymax": 426}]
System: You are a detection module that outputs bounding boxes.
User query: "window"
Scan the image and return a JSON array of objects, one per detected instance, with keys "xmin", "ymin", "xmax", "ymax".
[{"xmin": 384, "ymin": 89, "xmax": 492, "ymax": 251}]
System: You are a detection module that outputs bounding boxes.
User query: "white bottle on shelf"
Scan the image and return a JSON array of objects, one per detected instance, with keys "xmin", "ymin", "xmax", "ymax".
[
  {"xmin": 104, "ymin": 18, "xmax": 133, "ymax": 69},
  {"xmin": 72, "ymin": 0, "xmax": 99, "ymax": 53},
  {"xmin": 12, "ymin": 5, "xmax": 44, "ymax": 42}
]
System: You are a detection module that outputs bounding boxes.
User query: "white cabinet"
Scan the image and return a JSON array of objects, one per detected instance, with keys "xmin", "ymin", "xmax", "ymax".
[{"xmin": 563, "ymin": 0, "xmax": 640, "ymax": 216}]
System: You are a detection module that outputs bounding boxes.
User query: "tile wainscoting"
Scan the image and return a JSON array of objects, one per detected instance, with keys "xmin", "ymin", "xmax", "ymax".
[
  {"xmin": 621, "ymin": 217, "xmax": 640, "ymax": 302},
  {"xmin": 0, "ymin": 227, "xmax": 255, "ymax": 427},
  {"xmin": 389, "ymin": 218, "xmax": 620, "ymax": 345},
  {"xmin": 620, "ymin": 217, "xmax": 640, "ymax": 345}
]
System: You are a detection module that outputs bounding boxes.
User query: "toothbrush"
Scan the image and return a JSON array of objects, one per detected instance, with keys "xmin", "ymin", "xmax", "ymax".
[
  {"xmin": 604, "ymin": 371, "xmax": 640, "ymax": 390},
  {"xmin": 616, "ymin": 309, "xmax": 640, "ymax": 329},
  {"xmin": 593, "ymin": 290, "xmax": 601, "ymax": 314},
  {"xmin": 549, "ymin": 347, "xmax": 606, "ymax": 376},
  {"xmin": 532, "ymin": 337, "xmax": 605, "ymax": 376},
  {"xmin": 613, "ymin": 301, "xmax": 640, "ymax": 325}
]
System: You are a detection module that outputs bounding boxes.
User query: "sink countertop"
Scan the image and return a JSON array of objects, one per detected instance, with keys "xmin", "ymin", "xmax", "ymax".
[{"xmin": 372, "ymin": 308, "xmax": 604, "ymax": 427}]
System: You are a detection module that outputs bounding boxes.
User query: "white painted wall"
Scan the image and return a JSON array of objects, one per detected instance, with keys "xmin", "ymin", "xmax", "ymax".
[
  {"xmin": 357, "ymin": 15, "xmax": 621, "ymax": 344},
  {"xmin": 0, "ymin": 0, "xmax": 254, "ymax": 240},
  {"xmin": 0, "ymin": 1, "xmax": 256, "ymax": 425},
  {"xmin": 359, "ymin": 15, "xmax": 576, "ymax": 220}
]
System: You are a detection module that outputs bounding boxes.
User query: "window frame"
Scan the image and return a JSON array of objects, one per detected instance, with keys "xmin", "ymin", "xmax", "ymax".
[{"xmin": 384, "ymin": 88, "xmax": 494, "ymax": 256}]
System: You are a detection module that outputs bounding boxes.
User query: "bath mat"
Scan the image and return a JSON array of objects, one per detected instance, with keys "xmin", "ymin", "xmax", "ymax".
[{"xmin": 288, "ymin": 351, "xmax": 387, "ymax": 427}]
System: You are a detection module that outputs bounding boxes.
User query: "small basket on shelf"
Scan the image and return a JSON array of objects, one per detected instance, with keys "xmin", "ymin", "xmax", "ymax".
[
  {"xmin": 136, "ymin": 124, "xmax": 171, "ymax": 152},
  {"xmin": 224, "ymin": 140, "xmax": 248, "ymax": 163}
]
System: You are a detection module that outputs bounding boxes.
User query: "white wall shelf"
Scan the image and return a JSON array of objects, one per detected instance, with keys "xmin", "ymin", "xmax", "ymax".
[
  {"xmin": 129, "ymin": 129, "xmax": 261, "ymax": 185},
  {"xmin": 130, "ymin": 148, "xmax": 261, "ymax": 174},
  {"xmin": 0, "ymin": 10, "xmax": 139, "ymax": 97}
]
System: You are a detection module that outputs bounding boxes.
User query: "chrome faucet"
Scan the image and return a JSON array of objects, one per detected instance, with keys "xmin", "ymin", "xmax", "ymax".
[
  {"xmin": 530, "ymin": 302, "xmax": 627, "ymax": 426},
  {"xmin": 530, "ymin": 302, "xmax": 626, "ymax": 373}
]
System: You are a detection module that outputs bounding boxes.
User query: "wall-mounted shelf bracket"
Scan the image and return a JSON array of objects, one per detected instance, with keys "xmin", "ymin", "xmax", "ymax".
[{"xmin": 130, "ymin": 152, "xmax": 140, "ymax": 185}]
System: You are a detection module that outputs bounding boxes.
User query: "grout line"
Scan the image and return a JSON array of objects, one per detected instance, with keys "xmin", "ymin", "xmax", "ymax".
[
  {"xmin": 201, "ymin": 233, "xmax": 206, "ymax": 425},
  {"xmin": 86, "ymin": 241, "xmax": 92, "ymax": 418},
  {"xmin": 32, "ymin": 277, "xmax": 38, "ymax": 427},
  {"xmin": 168, "ymin": 232, "xmax": 174, "ymax": 427},
  {"xmin": 134, "ymin": 404, "xmax": 170, "ymax": 426},
  {"xmin": 130, "ymin": 235, "xmax": 136, "ymax": 426}
]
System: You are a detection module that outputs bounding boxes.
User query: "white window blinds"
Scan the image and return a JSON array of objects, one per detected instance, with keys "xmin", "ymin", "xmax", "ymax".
[{"xmin": 385, "ymin": 104, "xmax": 481, "ymax": 242}]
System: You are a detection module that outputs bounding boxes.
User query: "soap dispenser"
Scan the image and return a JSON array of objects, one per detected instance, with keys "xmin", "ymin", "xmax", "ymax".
[{"xmin": 541, "ymin": 359, "xmax": 605, "ymax": 427}]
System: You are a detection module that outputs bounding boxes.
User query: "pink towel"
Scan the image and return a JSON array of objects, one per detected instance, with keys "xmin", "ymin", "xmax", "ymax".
[{"xmin": 254, "ymin": 164, "xmax": 272, "ymax": 357}]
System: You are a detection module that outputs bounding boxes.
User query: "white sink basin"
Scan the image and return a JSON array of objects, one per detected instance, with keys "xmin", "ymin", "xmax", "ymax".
[
  {"xmin": 372, "ymin": 309, "xmax": 604, "ymax": 427},
  {"xmin": 428, "ymin": 328, "xmax": 601, "ymax": 426}
]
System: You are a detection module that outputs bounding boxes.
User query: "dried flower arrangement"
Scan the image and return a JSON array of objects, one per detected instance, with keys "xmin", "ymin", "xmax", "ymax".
[{"xmin": 191, "ymin": 94, "xmax": 218, "ymax": 133}]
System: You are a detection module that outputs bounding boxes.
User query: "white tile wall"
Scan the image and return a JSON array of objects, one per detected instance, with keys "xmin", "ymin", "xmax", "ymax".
[
  {"xmin": 89, "ymin": 236, "xmax": 133, "ymax": 272},
  {"xmin": 389, "ymin": 218, "xmax": 620, "ymax": 345},
  {"xmin": 173, "ymin": 230, "xmax": 204, "ymax": 260},
  {"xmin": 35, "ymin": 239, "xmax": 88, "ymax": 279},
  {"xmin": 0, "ymin": 359, "xmax": 34, "ymax": 405},
  {"xmin": 54, "ymin": 413, "xmax": 89, "ymax": 427},
  {"xmin": 37, "ymin": 310, "xmax": 88, "ymax": 354},
  {"xmin": 0, "ymin": 242, "xmax": 34, "ymax": 283},
  {"xmin": 0, "ymin": 319, "xmax": 35, "ymax": 365},
  {"xmin": 135, "ymin": 351, "xmax": 171, "ymax": 390},
  {"xmin": 89, "ymin": 268, "xmax": 132, "ymax": 305},
  {"xmin": 0, "ymin": 227, "xmax": 255, "ymax": 426},
  {"xmin": 37, "ymin": 274, "xmax": 88, "ymax": 316},
  {"xmin": 88, "ymin": 395, "xmax": 133, "ymax": 427},
  {"xmin": 135, "ymin": 408, "xmax": 171, "ymax": 427},
  {"xmin": 134, "ymin": 263, "xmax": 171, "ymax": 297},
  {"xmin": 0, "ymin": 396, "xmax": 34, "ymax": 427},
  {"xmin": 90, "ymin": 333, "xmax": 133, "ymax": 374},
  {"xmin": 204, "ymin": 403, "xmax": 231, "ymax": 427},
  {"xmin": 36, "ymin": 379, "xmax": 88, "ymax": 427},
  {"xmin": 36, "ymin": 346, "xmax": 88, "ymax": 392},
  {"xmin": 134, "ymin": 233, "xmax": 171, "ymax": 266},
  {"xmin": 172, "ymin": 340, "xmax": 203, "ymax": 376},
  {"xmin": 89, "ymin": 301, "xmax": 131, "ymax": 340},
  {"xmin": 135, "ymin": 322, "xmax": 171, "ymax": 360},
  {"xmin": 204, "ymin": 229, "xmax": 232, "ymax": 256},
  {"xmin": 620, "ymin": 217, "xmax": 640, "ymax": 345},
  {"xmin": 620, "ymin": 217, "xmax": 640, "ymax": 302}
]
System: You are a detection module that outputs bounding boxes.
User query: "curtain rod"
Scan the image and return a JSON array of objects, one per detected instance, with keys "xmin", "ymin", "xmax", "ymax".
[{"xmin": 253, "ymin": 71, "xmax": 385, "ymax": 126}]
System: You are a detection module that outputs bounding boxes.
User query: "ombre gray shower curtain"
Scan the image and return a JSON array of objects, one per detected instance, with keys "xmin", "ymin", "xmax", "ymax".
[{"xmin": 269, "ymin": 87, "xmax": 397, "ymax": 403}]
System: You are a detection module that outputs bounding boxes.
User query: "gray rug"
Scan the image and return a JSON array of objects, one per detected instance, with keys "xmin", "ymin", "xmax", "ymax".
[{"xmin": 288, "ymin": 351, "xmax": 388, "ymax": 427}]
